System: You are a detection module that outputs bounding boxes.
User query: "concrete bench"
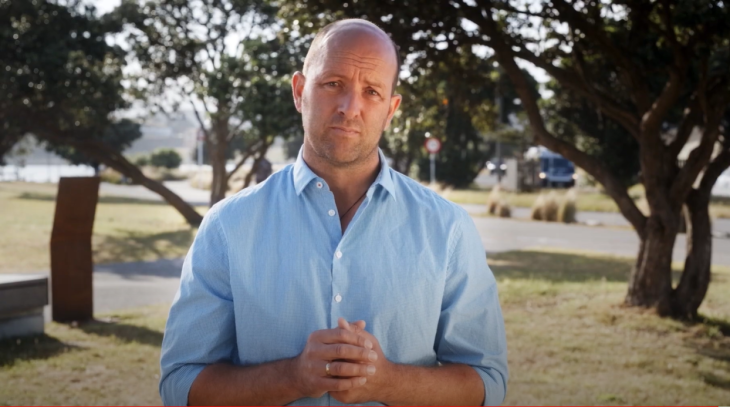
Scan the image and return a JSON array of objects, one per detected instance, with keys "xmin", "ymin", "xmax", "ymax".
[{"xmin": 0, "ymin": 274, "xmax": 49, "ymax": 340}]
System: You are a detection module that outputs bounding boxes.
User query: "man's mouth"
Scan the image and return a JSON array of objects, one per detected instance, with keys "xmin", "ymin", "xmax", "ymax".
[{"xmin": 329, "ymin": 126, "xmax": 361, "ymax": 135}]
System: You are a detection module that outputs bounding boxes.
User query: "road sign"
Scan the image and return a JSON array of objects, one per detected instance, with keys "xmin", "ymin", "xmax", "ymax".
[{"xmin": 424, "ymin": 137, "xmax": 442, "ymax": 154}]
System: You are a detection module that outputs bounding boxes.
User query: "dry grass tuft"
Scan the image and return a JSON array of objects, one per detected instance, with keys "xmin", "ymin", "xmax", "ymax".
[
  {"xmin": 543, "ymin": 191, "xmax": 560, "ymax": 221},
  {"xmin": 496, "ymin": 199, "xmax": 512, "ymax": 218},
  {"xmin": 558, "ymin": 187, "xmax": 578, "ymax": 223},
  {"xmin": 486, "ymin": 185, "xmax": 502, "ymax": 215},
  {"xmin": 531, "ymin": 193, "xmax": 546, "ymax": 220}
]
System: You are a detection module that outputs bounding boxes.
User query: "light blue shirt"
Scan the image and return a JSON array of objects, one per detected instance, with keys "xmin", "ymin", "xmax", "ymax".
[{"xmin": 160, "ymin": 149, "xmax": 508, "ymax": 406}]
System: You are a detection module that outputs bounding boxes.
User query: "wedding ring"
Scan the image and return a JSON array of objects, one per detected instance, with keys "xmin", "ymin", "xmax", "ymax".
[{"xmin": 325, "ymin": 362, "xmax": 332, "ymax": 376}]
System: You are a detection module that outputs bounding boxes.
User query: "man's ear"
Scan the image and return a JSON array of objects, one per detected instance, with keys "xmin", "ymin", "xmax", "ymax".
[
  {"xmin": 291, "ymin": 71, "xmax": 305, "ymax": 113},
  {"xmin": 384, "ymin": 93, "xmax": 402, "ymax": 130}
]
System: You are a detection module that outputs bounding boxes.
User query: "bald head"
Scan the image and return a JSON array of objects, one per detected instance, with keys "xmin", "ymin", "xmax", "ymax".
[{"xmin": 303, "ymin": 19, "xmax": 401, "ymax": 93}]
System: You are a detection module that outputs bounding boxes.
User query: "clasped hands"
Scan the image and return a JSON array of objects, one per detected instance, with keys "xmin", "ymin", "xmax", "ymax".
[{"xmin": 292, "ymin": 317, "xmax": 394, "ymax": 404}]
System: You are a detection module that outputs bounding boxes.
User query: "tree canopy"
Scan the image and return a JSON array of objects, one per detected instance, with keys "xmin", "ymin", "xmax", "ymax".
[{"xmin": 280, "ymin": 0, "xmax": 730, "ymax": 319}]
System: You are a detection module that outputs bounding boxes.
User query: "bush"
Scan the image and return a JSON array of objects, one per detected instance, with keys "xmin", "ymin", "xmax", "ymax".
[
  {"xmin": 531, "ymin": 192, "xmax": 559, "ymax": 222},
  {"xmin": 531, "ymin": 194, "xmax": 546, "ymax": 220},
  {"xmin": 99, "ymin": 167, "xmax": 124, "ymax": 184},
  {"xmin": 496, "ymin": 200, "xmax": 511, "ymax": 218},
  {"xmin": 558, "ymin": 188, "xmax": 578, "ymax": 223},
  {"xmin": 487, "ymin": 185, "xmax": 502, "ymax": 215},
  {"xmin": 543, "ymin": 192, "xmax": 560, "ymax": 222},
  {"xmin": 149, "ymin": 149, "xmax": 182, "ymax": 169},
  {"xmin": 133, "ymin": 155, "xmax": 149, "ymax": 167}
]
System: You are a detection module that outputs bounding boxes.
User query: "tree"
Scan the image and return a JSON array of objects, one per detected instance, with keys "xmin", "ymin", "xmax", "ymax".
[
  {"xmin": 0, "ymin": 0, "xmax": 203, "ymax": 225},
  {"xmin": 49, "ymin": 119, "xmax": 143, "ymax": 174},
  {"xmin": 281, "ymin": 0, "xmax": 730, "ymax": 319},
  {"xmin": 115, "ymin": 0, "xmax": 302, "ymax": 205}
]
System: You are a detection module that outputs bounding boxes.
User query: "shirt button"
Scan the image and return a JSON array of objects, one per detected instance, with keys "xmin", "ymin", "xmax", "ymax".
[
  {"xmin": 316, "ymin": 182, "xmax": 323, "ymax": 189},
  {"xmin": 328, "ymin": 209, "xmax": 336, "ymax": 217},
  {"xmin": 335, "ymin": 294, "xmax": 342, "ymax": 303},
  {"xmin": 335, "ymin": 251, "xmax": 342, "ymax": 259}
]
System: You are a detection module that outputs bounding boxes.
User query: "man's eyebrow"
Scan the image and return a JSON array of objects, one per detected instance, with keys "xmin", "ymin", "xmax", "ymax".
[{"xmin": 318, "ymin": 71, "xmax": 386, "ymax": 90}]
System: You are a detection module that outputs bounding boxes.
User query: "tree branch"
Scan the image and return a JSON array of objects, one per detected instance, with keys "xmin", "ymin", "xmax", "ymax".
[
  {"xmin": 549, "ymin": 0, "xmax": 652, "ymax": 112},
  {"xmin": 698, "ymin": 148, "xmax": 730, "ymax": 199},
  {"xmin": 670, "ymin": 108, "xmax": 725, "ymax": 204},
  {"xmin": 479, "ymin": 0, "xmax": 648, "ymax": 237},
  {"xmin": 509, "ymin": 46, "xmax": 641, "ymax": 139}
]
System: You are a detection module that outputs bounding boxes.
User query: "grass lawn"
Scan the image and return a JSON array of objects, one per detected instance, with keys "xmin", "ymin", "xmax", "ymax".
[
  {"xmin": 445, "ymin": 186, "xmax": 730, "ymax": 219},
  {"xmin": 0, "ymin": 182, "xmax": 204, "ymax": 274},
  {"xmin": 1, "ymin": 249, "xmax": 729, "ymax": 405}
]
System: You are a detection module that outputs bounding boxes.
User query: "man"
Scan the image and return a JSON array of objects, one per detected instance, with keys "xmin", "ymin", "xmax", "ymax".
[{"xmin": 160, "ymin": 19, "xmax": 508, "ymax": 406}]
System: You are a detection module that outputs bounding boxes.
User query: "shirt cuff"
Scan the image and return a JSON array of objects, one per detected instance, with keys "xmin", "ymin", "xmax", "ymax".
[
  {"xmin": 160, "ymin": 364, "xmax": 206, "ymax": 406},
  {"xmin": 471, "ymin": 365, "xmax": 507, "ymax": 406}
]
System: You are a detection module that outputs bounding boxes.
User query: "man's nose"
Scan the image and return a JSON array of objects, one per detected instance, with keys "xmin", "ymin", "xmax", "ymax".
[{"xmin": 337, "ymin": 88, "xmax": 363, "ymax": 119}]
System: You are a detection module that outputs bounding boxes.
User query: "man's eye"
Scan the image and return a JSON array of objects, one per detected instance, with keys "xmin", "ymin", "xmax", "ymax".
[
  {"xmin": 325, "ymin": 82, "xmax": 339, "ymax": 87},
  {"xmin": 367, "ymin": 89, "xmax": 380, "ymax": 96}
]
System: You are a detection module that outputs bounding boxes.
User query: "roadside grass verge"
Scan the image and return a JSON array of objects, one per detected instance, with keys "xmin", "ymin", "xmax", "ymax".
[
  {"xmin": 0, "ymin": 182, "xmax": 204, "ymax": 274},
  {"xmin": 494, "ymin": 249, "xmax": 730, "ymax": 405},
  {"xmin": 0, "ymin": 249, "xmax": 729, "ymax": 405},
  {"xmin": 446, "ymin": 186, "xmax": 730, "ymax": 218}
]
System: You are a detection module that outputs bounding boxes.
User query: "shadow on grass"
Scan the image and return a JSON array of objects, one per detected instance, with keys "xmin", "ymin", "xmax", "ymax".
[
  {"xmin": 489, "ymin": 249, "xmax": 702, "ymax": 285},
  {"xmin": 489, "ymin": 250, "xmax": 633, "ymax": 283},
  {"xmin": 0, "ymin": 334, "xmax": 80, "ymax": 367},
  {"xmin": 17, "ymin": 191, "xmax": 175, "ymax": 206},
  {"xmin": 92, "ymin": 230, "xmax": 194, "ymax": 277},
  {"xmin": 78, "ymin": 319, "xmax": 164, "ymax": 347}
]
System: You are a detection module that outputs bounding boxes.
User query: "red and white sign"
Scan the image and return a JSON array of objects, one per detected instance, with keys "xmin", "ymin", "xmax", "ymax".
[{"xmin": 424, "ymin": 137, "xmax": 442, "ymax": 154}]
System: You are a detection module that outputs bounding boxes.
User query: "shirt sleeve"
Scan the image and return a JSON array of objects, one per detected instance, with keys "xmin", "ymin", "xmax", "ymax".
[
  {"xmin": 159, "ymin": 206, "xmax": 236, "ymax": 406},
  {"xmin": 434, "ymin": 210, "xmax": 509, "ymax": 406}
]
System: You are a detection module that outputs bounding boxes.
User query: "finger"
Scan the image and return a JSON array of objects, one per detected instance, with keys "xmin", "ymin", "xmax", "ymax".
[
  {"xmin": 325, "ymin": 361, "xmax": 376, "ymax": 377},
  {"xmin": 350, "ymin": 320, "xmax": 366, "ymax": 331},
  {"xmin": 319, "ymin": 376, "xmax": 368, "ymax": 392},
  {"xmin": 317, "ymin": 327, "xmax": 373, "ymax": 350},
  {"xmin": 318, "ymin": 343, "xmax": 378, "ymax": 363},
  {"xmin": 338, "ymin": 317, "xmax": 351, "ymax": 331}
]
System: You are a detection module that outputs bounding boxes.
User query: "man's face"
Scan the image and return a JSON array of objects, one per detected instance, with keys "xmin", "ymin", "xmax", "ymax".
[{"xmin": 293, "ymin": 26, "xmax": 401, "ymax": 168}]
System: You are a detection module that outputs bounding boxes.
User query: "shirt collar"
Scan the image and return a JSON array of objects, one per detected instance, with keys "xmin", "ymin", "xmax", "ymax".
[{"xmin": 292, "ymin": 147, "xmax": 397, "ymax": 200}]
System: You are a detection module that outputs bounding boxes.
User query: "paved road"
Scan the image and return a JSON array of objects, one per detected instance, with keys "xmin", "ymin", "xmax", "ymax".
[
  {"xmin": 460, "ymin": 203, "xmax": 730, "ymax": 236},
  {"xmin": 37, "ymin": 183, "xmax": 727, "ymax": 317}
]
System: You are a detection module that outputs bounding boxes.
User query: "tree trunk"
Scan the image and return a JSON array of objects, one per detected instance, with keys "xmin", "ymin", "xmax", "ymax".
[
  {"xmin": 209, "ymin": 118, "xmax": 229, "ymax": 206},
  {"xmin": 668, "ymin": 189, "xmax": 712, "ymax": 320},
  {"xmin": 626, "ymin": 213, "xmax": 678, "ymax": 313}
]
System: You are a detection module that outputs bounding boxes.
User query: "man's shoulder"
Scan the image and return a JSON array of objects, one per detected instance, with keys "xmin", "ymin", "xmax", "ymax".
[
  {"xmin": 388, "ymin": 169, "xmax": 470, "ymax": 222},
  {"xmin": 211, "ymin": 164, "xmax": 294, "ymax": 218}
]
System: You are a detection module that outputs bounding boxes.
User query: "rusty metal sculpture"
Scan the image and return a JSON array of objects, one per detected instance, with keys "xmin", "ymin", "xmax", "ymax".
[{"xmin": 50, "ymin": 177, "xmax": 100, "ymax": 322}]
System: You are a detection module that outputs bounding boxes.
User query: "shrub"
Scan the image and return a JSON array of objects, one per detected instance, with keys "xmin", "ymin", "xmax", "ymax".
[
  {"xmin": 487, "ymin": 185, "xmax": 502, "ymax": 215},
  {"xmin": 149, "ymin": 149, "xmax": 182, "ymax": 169},
  {"xmin": 496, "ymin": 200, "xmax": 511, "ymax": 218},
  {"xmin": 133, "ymin": 155, "xmax": 149, "ymax": 167},
  {"xmin": 99, "ymin": 167, "xmax": 124, "ymax": 184},
  {"xmin": 559, "ymin": 188, "xmax": 578, "ymax": 223},
  {"xmin": 543, "ymin": 191, "xmax": 560, "ymax": 222},
  {"xmin": 531, "ymin": 194, "xmax": 546, "ymax": 220}
]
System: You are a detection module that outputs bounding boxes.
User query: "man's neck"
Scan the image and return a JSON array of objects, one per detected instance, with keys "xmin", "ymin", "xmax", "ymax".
[{"xmin": 302, "ymin": 144, "xmax": 380, "ymax": 211}]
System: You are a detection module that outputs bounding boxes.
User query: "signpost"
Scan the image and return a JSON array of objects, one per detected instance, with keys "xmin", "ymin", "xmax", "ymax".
[{"xmin": 424, "ymin": 137, "xmax": 442, "ymax": 185}]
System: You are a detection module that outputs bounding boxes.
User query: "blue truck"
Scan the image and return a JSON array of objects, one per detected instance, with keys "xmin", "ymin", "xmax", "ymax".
[{"xmin": 536, "ymin": 148, "xmax": 577, "ymax": 188}]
